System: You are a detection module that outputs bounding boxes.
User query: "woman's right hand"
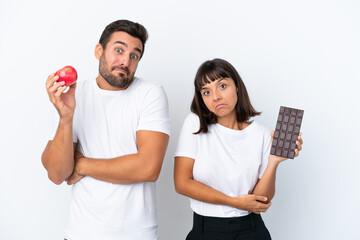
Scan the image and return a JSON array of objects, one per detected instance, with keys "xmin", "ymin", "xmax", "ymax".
[
  {"xmin": 46, "ymin": 73, "xmax": 76, "ymax": 120},
  {"xmin": 231, "ymin": 194, "xmax": 272, "ymax": 214}
]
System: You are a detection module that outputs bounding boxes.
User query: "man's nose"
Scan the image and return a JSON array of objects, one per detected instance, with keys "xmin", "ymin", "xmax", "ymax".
[{"xmin": 120, "ymin": 55, "xmax": 130, "ymax": 67}]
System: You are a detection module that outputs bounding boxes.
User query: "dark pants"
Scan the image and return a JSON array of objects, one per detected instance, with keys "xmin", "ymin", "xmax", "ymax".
[{"xmin": 186, "ymin": 212, "xmax": 272, "ymax": 240}]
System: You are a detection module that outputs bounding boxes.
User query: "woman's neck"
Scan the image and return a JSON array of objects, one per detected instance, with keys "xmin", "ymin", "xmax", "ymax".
[{"xmin": 217, "ymin": 115, "xmax": 249, "ymax": 130}]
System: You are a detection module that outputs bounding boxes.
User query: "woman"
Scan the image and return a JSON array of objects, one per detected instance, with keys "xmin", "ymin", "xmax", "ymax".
[{"xmin": 174, "ymin": 58, "xmax": 303, "ymax": 240}]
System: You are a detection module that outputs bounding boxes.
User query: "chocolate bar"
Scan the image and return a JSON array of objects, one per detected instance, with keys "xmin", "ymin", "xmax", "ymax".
[{"xmin": 270, "ymin": 106, "xmax": 304, "ymax": 159}]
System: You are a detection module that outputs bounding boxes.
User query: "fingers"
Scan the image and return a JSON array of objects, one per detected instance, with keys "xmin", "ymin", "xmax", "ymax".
[
  {"xmin": 296, "ymin": 141, "xmax": 302, "ymax": 151},
  {"xmin": 66, "ymin": 172, "xmax": 83, "ymax": 185},
  {"xmin": 66, "ymin": 173, "xmax": 74, "ymax": 185},
  {"xmin": 45, "ymin": 73, "xmax": 57, "ymax": 89},
  {"xmin": 294, "ymin": 148, "xmax": 299, "ymax": 157},
  {"xmin": 298, "ymin": 132, "xmax": 303, "ymax": 143},
  {"xmin": 254, "ymin": 195, "xmax": 268, "ymax": 203},
  {"xmin": 254, "ymin": 201, "xmax": 272, "ymax": 213},
  {"xmin": 46, "ymin": 74, "xmax": 67, "ymax": 104},
  {"xmin": 54, "ymin": 85, "xmax": 67, "ymax": 98},
  {"xmin": 238, "ymin": 195, "xmax": 272, "ymax": 214},
  {"xmin": 67, "ymin": 82, "xmax": 77, "ymax": 95},
  {"xmin": 66, "ymin": 178, "xmax": 73, "ymax": 185},
  {"xmin": 74, "ymin": 151, "xmax": 83, "ymax": 159},
  {"xmin": 295, "ymin": 132, "xmax": 303, "ymax": 157}
]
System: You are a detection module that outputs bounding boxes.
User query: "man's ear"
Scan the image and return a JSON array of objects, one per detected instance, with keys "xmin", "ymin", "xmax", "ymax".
[{"xmin": 95, "ymin": 43, "xmax": 103, "ymax": 60}]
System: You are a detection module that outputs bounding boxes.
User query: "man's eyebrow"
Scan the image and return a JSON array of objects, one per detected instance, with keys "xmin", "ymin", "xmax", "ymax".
[
  {"xmin": 114, "ymin": 41, "xmax": 127, "ymax": 47},
  {"xmin": 114, "ymin": 41, "xmax": 142, "ymax": 54}
]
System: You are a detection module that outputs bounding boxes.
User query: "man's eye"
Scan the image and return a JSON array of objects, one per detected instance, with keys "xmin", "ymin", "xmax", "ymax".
[
  {"xmin": 115, "ymin": 48, "xmax": 122, "ymax": 53},
  {"xmin": 130, "ymin": 54, "xmax": 139, "ymax": 60}
]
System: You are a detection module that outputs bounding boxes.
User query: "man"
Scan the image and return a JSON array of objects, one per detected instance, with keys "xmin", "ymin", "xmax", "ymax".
[{"xmin": 42, "ymin": 20, "xmax": 170, "ymax": 240}]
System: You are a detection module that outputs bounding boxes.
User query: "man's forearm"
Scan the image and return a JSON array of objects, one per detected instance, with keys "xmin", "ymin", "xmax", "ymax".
[
  {"xmin": 42, "ymin": 118, "xmax": 75, "ymax": 184},
  {"xmin": 75, "ymin": 153, "xmax": 163, "ymax": 184},
  {"xmin": 74, "ymin": 131, "xmax": 169, "ymax": 185}
]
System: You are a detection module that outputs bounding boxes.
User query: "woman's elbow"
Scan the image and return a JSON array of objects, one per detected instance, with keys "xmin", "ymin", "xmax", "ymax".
[{"xmin": 174, "ymin": 179, "xmax": 187, "ymax": 195}]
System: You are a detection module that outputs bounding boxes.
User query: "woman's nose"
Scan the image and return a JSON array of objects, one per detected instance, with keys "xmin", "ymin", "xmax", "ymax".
[{"xmin": 212, "ymin": 90, "xmax": 221, "ymax": 101}]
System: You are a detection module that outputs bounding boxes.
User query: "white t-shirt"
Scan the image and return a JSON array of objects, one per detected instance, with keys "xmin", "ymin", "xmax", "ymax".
[
  {"xmin": 51, "ymin": 77, "xmax": 170, "ymax": 240},
  {"xmin": 175, "ymin": 113, "xmax": 271, "ymax": 218}
]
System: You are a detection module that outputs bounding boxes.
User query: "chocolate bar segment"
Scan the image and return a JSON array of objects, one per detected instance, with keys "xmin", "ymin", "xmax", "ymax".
[{"xmin": 270, "ymin": 106, "xmax": 304, "ymax": 159}]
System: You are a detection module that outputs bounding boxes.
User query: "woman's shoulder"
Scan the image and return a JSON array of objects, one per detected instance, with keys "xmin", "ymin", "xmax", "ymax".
[
  {"xmin": 181, "ymin": 112, "xmax": 200, "ymax": 131},
  {"xmin": 250, "ymin": 120, "xmax": 271, "ymax": 137},
  {"xmin": 185, "ymin": 112, "xmax": 200, "ymax": 122}
]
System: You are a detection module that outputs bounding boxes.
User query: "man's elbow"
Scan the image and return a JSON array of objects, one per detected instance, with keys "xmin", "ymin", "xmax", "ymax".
[
  {"xmin": 147, "ymin": 174, "xmax": 159, "ymax": 182},
  {"xmin": 48, "ymin": 174, "xmax": 65, "ymax": 185},
  {"xmin": 142, "ymin": 163, "xmax": 162, "ymax": 182},
  {"xmin": 46, "ymin": 169, "xmax": 69, "ymax": 185},
  {"xmin": 144, "ymin": 168, "xmax": 160, "ymax": 182}
]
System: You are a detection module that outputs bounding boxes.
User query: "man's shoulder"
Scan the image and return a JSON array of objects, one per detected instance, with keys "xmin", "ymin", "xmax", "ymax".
[
  {"xmin": 75, "ymin": 78, "xmax": 92, "ymax": 92},
  {"xmin": 132, "ymin": 77, "xmax": 162, "ymax": 89},
  {"xmin": 130, "ymin": 77, "xmax": 166, "ymax": 97}
]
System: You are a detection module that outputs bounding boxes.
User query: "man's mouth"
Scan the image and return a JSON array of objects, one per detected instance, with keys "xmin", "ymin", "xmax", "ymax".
[{"xmin": 112, "ymin": 66, "xmax": 129, "ymax": 75}]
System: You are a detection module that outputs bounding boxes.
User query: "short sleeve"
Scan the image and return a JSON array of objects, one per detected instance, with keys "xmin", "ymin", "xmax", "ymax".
[
  {"xmin": 174, "ymin": 113, "xmax": 199, "ymax": 159},
  {"xmin": 137, "ymin": 85, "xmax": 170, "ymax": 136},
  {"xmin": 258, "ymin": 130, "xmax": 271, "ymax": 178}
]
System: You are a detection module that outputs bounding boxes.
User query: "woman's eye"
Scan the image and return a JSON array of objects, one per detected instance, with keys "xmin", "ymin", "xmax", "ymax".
[
  {"xmin": 115, "ymin": 48, "xmax": 122, "ymax": 53},
  {"xmin": 130, "ymin": 54, "xmax": 139, "ymax": 60},
  {"xmin": 220, "ymin": 84, "xmax": 227, "ymax": 89},
  {"xmin": 203, "ymin": 91, "xmax": 210, "ymax": 96}
]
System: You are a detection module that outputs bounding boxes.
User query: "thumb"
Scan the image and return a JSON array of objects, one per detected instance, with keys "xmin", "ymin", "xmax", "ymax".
[
  {"xmin": 270, "ymin": 131, "xmax": 275, "ymax": 146},
  {"xmin": 254, "ymin": 195, "xmax": 268, "ymax": 202},
  {"xmin": 66, "ymin": 83, "xmax": 77, "ymax": 95}
]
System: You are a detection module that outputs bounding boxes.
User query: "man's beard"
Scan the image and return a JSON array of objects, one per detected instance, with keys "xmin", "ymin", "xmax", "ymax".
[{"xmin": 99, "ymin": 54, "xmax": 134, "ymax": 89}]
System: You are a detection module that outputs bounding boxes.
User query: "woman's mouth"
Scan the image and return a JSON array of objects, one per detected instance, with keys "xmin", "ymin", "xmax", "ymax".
[{"xmin": 215, "ymin": 104, "xmax": 226, "ymax": 110}]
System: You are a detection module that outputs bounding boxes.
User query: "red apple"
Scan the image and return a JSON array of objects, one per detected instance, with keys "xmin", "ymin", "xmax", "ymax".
[{"xmin": 55, "ymin": 65, "xmax": 78, "ymax": 86}]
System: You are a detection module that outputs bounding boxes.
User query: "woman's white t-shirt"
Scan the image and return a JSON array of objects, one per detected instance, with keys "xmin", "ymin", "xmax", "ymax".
[{"xmin": 175, "ymin": 113, "xmax": 271, "ymax": 218}]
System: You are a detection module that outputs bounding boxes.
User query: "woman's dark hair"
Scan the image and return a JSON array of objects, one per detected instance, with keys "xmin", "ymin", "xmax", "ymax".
[
  {"xmin": 99, "ymin": 19, "xmax": 148, "ymax": 59},
  {"xmin": 191, "ymin": 58, "xmax": 261, "ymax": 134}
]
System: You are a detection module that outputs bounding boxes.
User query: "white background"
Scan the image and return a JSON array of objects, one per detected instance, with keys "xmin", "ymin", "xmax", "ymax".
[{"xmin": 1, "ymin": 0, "xmax": 359, "ymax": 239}]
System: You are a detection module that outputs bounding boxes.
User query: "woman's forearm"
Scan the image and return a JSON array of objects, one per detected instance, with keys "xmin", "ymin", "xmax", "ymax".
[
  {"xmin": 252, "ymin": 158, "xmax": 280, "ymax": 202},
  {"xmin": 175, "ymin": 178, "xmax": 235, "ymax": 206}
]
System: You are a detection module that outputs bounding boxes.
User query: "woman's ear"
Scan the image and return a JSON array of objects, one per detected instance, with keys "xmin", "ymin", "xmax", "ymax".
[{"xmin": 94, "ymin": 43, "xmax": 103, "ymax": 60}]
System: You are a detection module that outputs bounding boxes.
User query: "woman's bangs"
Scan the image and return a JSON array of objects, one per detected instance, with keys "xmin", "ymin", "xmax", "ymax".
[{"xmin": 196, "ymin": 69, "xmax": 229, "ymax": 90}]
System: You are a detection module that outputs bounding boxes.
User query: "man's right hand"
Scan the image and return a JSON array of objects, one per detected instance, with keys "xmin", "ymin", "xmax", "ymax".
[
  {"xmin": 232, "ymin": 194, "xmax": 272, "ymax": 214},
  {"xmin": 46, "ymin": 73, "xmax": 76, "ymax": 119}
]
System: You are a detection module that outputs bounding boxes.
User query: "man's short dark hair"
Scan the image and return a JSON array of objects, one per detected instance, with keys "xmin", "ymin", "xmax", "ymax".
[
  {"xmin": 99, "ymin": 19, "xmax": 148, "ymax": 58},
  {"xmin": 191, "ymin": 58, "xmax": 261, "ymax": 134}
]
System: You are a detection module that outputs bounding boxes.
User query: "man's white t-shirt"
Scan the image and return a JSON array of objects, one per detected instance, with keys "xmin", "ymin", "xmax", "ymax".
[
  {"xmin": 175, "ymin": 113, "xmax": 271, "ymax": 218},
  {"xmin": 51, "ymin": 77, "xmax": 170, "ymax": 240}
]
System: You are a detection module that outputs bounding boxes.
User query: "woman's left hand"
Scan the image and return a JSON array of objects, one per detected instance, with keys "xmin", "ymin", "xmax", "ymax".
[
  {"xmin": 269, "ymin": 131, "xmax": 303, "ymax": 163},
  {"xmin": 294, "ymin": 132, "xmax": 303, "ymax": 157}
]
